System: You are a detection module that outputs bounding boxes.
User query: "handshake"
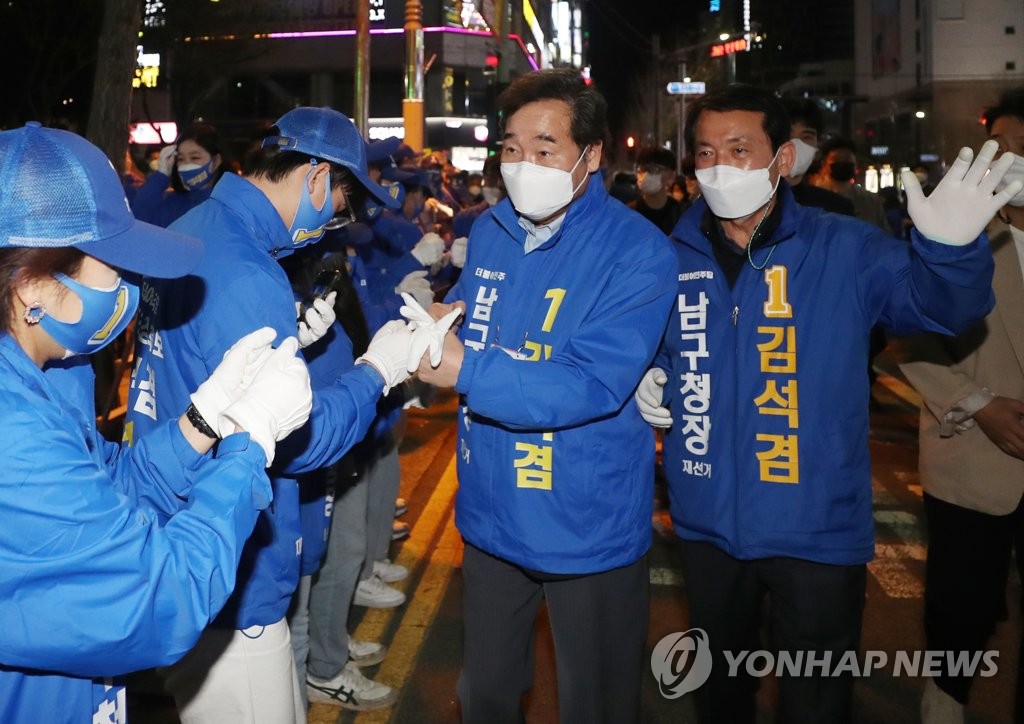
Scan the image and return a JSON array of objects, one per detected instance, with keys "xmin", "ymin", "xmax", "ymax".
[
  {"xmin": 355, "ymin": 293, "xmax": 464, "ymax": 394},
  {"xmin": 187, "ymin": 295, "xmax": 465, "ymax": 467}
]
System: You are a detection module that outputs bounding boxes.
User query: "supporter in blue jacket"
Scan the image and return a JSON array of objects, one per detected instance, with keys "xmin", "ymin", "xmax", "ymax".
[
  {"xmin": 415, "ymin": 69, "xmax": 677, "ymax": 724},
  {"xmin": 634, "ymin": 84, "xmax": 1020, "ymax": 724},
  {"xmin": 131, "ymin": 123, "xmax": 228, "ymax": 228},
  {"xmin": 0, "ymin": 123, "xmax": 313, "ymax": 724},
  {"xmin": 125, "ymin": 107, "xmax": 437, "ymax": 724},
  {"xmin": 281, "ymin": 242, "xmax": 404, "ymax": 711}
]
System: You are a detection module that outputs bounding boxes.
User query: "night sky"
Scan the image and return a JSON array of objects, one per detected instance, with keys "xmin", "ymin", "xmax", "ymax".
[{"xmin": 584, "ymin": 0, "xmax": 703, "ymax": 137}]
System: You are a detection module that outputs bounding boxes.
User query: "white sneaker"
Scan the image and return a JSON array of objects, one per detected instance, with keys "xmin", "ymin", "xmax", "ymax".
[
  {"xmin": 307, "ymin": 662, "xmax": 397, "ymax": 710},
  {"xmin": 373, "ymin": 558, "xmax": 409, "ymax": 583},
  {"xmin": 392, "ymin": 520, "xmax": 410, "ymax": 540},
  {"xmin": 348, "ymin": 639, "xmax": 387, "ymax": 667},
  {"xmin": 394, "ymin": 497, "xmax": 408, "ymax": 517},
  {"xmin": 921, "ymin": 678, "xmax": 965, "ymax": 724},
  {"xmin": 354, "ymin": 574, "xmax": 406, "ymax": 608}
]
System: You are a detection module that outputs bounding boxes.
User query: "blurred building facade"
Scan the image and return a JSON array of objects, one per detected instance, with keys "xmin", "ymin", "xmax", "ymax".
[
  {"xmin": 853, "ymin": 0, "xmax": 1024, "ymax": 174},
  {"xmin": 132, "ymin": 0, "xmax": 588, "ymax": 161}
]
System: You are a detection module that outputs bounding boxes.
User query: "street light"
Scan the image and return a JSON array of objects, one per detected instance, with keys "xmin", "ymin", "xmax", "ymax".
[{"xmin": 915, "ymin": 110, "xmax": 926, "ymax": 119}]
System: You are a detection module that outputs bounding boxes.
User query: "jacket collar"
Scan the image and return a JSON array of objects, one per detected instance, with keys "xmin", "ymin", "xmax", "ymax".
[
  {"xmin": 0, "ymin": 333, "xmax": 54, "ymax": 401},
  {"xmin": 490, "ymin": 170, "xmax": 609, "ymax": 249},
  {"xmin": 210, "ymin": 173, "xmax": 294, "ymax": 257},
  {"xmin": 675, "ymin": 180, "xmax": 802, "ymax": 257}
]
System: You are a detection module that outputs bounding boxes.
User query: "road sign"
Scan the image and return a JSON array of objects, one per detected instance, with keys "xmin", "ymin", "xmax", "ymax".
[{"xmin": 666, "ymin": 81, "xmax": 706, "ymax": 96}]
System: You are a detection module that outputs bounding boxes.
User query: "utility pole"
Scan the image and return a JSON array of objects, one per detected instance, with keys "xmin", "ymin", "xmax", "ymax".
[
  {"xmin": 652, "ymin": 34, "xmax": 660, "ymax": 146},
  {"xmin": 494, "ymin": 0, "xmax": 508, "ymax": 84},
  {"xmin": 354, "ymin": 0, "xmax": 370, "ymax": 134},
  {"xmin": 403, "ymin": 0, "xmax": 425, "ymax": 152},
  {"xmin": 487, "ymin": 0, "xmax": 508, "ymax": 147},
  {"xmin": 676, "ymin": 60, "xmax": 687, "ymax": 172}
]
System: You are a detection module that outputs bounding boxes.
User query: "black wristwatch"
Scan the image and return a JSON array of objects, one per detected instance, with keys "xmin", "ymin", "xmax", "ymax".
[{"xmin": 186, "ymin": 403, "xmax": 219, "ymax": 440}]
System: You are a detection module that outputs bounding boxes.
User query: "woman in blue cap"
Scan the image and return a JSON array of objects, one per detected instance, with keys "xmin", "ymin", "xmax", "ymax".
[{"xmin": 0, "ymin": 122, "xmax": 314, "ymax": 723}]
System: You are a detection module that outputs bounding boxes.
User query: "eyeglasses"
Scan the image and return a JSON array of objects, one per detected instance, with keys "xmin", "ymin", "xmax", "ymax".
[{"xmin": 324, "ymin": 186, "xmax": 357, "ymax": 230}]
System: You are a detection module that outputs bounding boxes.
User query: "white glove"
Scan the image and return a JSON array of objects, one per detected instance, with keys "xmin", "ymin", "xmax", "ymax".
[
  {"xmin": 450, "ymin": 236, "xmax": 468, "ymax": 268},
  {"xmin": 296, "ymin": 291, "xmax": 337, "ymax": 348},
  {"xmin": 426, "ymin": 197, "xmax": 455, "ymax": 218},
  {"xmin": 902, "ymin": 140, "xmax": 1024, "ymax": 246},
  {"xmin": 220, "ymin": 337, "xmax": 312, "ymax": 467},
  {"xmin": 190, "ymin": 327, "xmax": 277, "ymax": 437},
  {"xmin": 157, "ymin": 144, "xmax": 177, "ymax": 176},
  {"xmin": 411, "ymin": 232, "xmax": 445, "ymax": 266},
  {"xmin": 356, "ymin": 320, "xmax": 416, "ymax": 395},
  {"xmin": 399, "ymin": 292, "xmax": 464, "ymax": 372},
  {"xmin": 635, "ymin": 368, "xmax": 672, "ymax": 428},
  {"xmin": 395, "ymin": 269, "xmax": 433, "ymax": 309}
]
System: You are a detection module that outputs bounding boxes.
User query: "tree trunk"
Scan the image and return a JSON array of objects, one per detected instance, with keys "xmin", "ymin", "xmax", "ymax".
[{"xmin": 86, "ymin": 0, "xmax": 142, "ymax": 175}]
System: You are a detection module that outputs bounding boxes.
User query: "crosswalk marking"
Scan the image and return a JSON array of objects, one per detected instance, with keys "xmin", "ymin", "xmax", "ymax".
[
  {"xmin": 875, "ymin": 372, "xmax": 922, "ymax": 407},
  {"xmin": 355, "ymin": 503, "xmax": 463, "ymax": 724},
  {"xmin": 349, "ymin": 456, "xmax": 460, "ymax": 723},
  {"xmin": 649, "ymin": 567, "xmax": 683, "ymax": 587},
  {"xmin": 869, "ymin": 478, "xmax": 926, "ymax": 599},
  {"xmin": 306, "ymin": 456, "xmax": 461, "ymax": 724}
]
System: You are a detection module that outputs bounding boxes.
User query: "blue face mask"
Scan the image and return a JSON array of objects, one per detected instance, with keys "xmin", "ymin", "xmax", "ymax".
[
  {"xmin": 289, "ymin": 163, "xmax": 335, "ymax": 248},
  {"xmin": 39, "ymin": 274, "xmax": 140, "ymax": 358},
  {"xmin": 177, "ymin": 160, "xmax": 216, "ymax": 191}
]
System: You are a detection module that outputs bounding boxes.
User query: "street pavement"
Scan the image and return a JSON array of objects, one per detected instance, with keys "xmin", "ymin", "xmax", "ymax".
[{"xmin": 129, "ymin": 366, "xmax": 1021, "ymax": 723}]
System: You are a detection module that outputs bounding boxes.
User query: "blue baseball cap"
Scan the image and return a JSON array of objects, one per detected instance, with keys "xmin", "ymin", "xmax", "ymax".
[
  {"xmin": 262, "ymin": 107, "xmax": 400, "ymax": 209},
  {"xmin": 391, "ymin": 143, "xmax": 418, "ymax": 165},
  {"xmin": 365, "ymin": 136, "xmax": 402, "ymax": 164},
  {"xmin": 381, "ymin": 166, "xmax": 433, "ymax": 197},
  {"xmin": 0, "ymin": 123, "xmax": 203, "ymax": 277}
]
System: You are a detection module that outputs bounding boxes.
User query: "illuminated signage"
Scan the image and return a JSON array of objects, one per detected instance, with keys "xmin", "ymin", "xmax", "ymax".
[
  {"xmin": 523, "ymin": 0, "xmax": 547, "ymax": 65},
  {"xmin": 129, "ymin": 122, "xmax": 178, "ymax": 145},
  {"xmin": 370, "ymin": 0, "xmax": 384, "ymax": 22},
  {"xmin": 710, "ymin": 38, "xmax": 748, "ymax": 56},
  {"xmin": 709, "ymin": 0, "xmax": 720, "ymax": 10},
  {"xmin": 368, "ymin": 125, "xmax": 406, "ymax": 141},
  {"xmin": 133, "ymin": 46, "xmax": 161, "ymax": 89},
  {"xmin": 555, "ymin": 1, "xmax": 571, "ymax": 64}
]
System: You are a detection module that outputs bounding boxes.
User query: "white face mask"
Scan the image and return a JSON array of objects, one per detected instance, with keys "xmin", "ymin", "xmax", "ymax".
[
  {"xmin": 787, "ymin": 138, "xmax": 817, "ymax": 179},
  {"xmin": 482, "ymin": 187, "xmax": 502, "ymax": 206},
  {"xmin": 696, "ymin": 148, "xmax": 782, "ymax": 219},
  {"xmin": 997, "ymin": 153, "xmax": 1024, "ymax": 207},
  {"xmin": 639, "ymin": 173, "xmax": 664, "ymax": 194},
  {"xmin": 501, "ymin": 146, "xmax": 590, "ymax": 221}
]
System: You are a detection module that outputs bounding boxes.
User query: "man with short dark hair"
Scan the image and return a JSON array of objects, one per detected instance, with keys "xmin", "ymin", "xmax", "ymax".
[
  {"xmin": 415, "ymin": 68, "xmax": 677, "ymax": 723},
  {"xmin": 629, "ymin": 145, "xmax": 683, "ymax": 233},
  {"xmin": 126, "ymin": 107, "xmax": 433, "ymax": 723},
  {"xmin": 781, "ymin": 97, "xmax": 856, "ymax": 216},
  {"xmin": 635, "ymin": 83, "xmax": 1018, "ymax": 723},
  {"xmin": 813, "ymin": 136, "xmax": 890, "ymax": 231}
]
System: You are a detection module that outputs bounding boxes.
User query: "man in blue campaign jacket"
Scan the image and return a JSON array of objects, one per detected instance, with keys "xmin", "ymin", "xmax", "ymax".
[
  {"xmin": 125, "ymin": 107, "xmax": 423, "ymax": 724},
  {"xmin": 634, "ymin": 85, "xmax": 1021, "ymax": 724},
  {"xmin": 416, "ymin": 70, "xmax": 677, "ymax": 724}
]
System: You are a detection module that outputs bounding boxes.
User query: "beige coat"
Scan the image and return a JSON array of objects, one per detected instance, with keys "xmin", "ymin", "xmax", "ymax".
[{"xmin": 896, "ymin": 220, "xmax": 1024, "ymax": 515}]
